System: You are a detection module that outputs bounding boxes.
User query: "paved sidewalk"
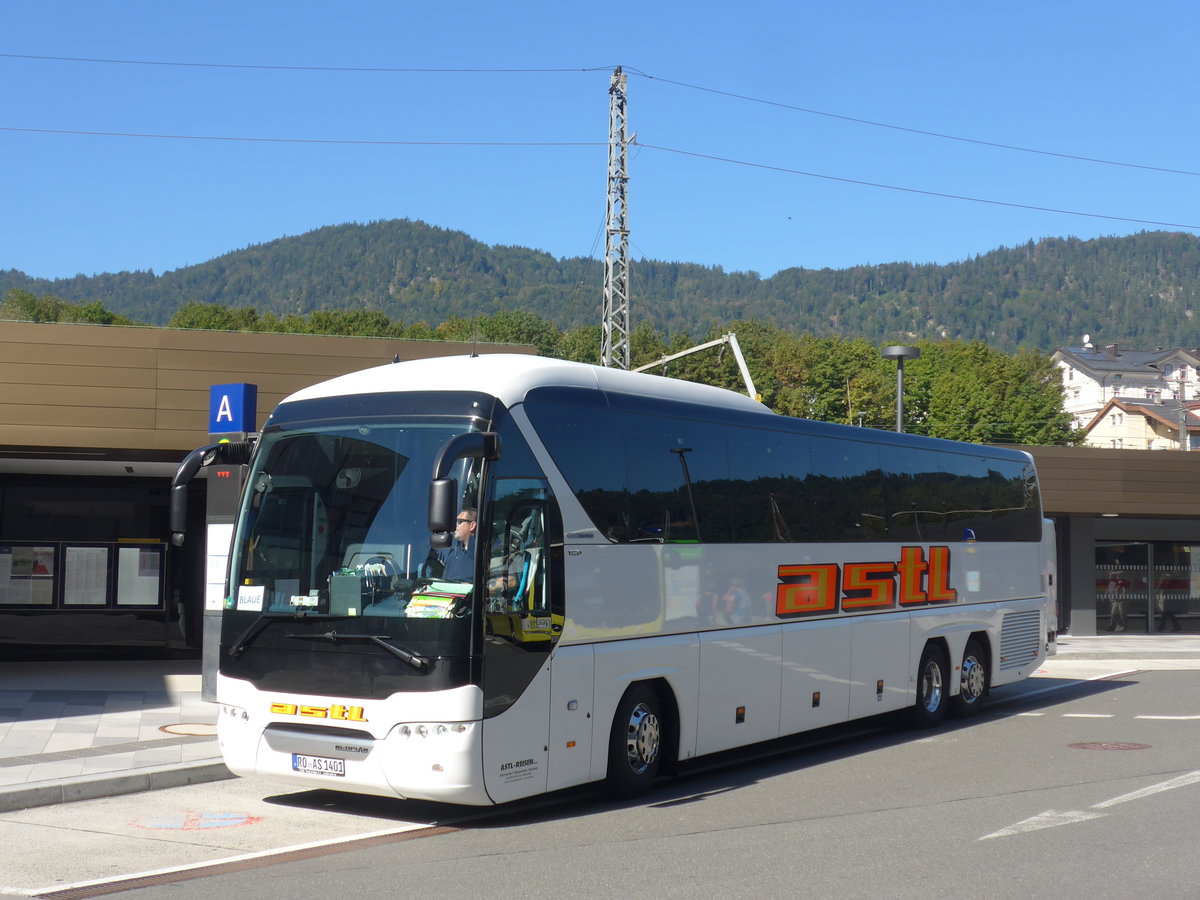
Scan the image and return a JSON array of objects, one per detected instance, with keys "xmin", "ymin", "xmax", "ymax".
[
  {"xmin": 0, "ymin": 659, "xmax": 226, "ymax": 813},
  {"xmin": 1, "ymin": 634, "xmax": 1198, "ymax": 814},
  {"xmin": 1053, "ymin": 633, "xmax": 1200, "ymax": 659}
]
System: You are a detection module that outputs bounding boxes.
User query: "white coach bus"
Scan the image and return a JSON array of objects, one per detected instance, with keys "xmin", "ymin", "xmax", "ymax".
[{"xmin": 171, "ymin": 354, "xmax": 1053, "ymax": 805}]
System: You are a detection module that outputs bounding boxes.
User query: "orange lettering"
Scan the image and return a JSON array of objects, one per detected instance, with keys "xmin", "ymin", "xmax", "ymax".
[
  {"xmin": 841, "ymin": 561, "xmax": 896, "ymax": 609},
  {"xmin": 777, "ymin": 564, "xmax": 839, "ymax": 617},
  {"xmin": 927, "ymin": 546, "xmax": 958, "ymax": 603},
  {"xmin": 896, "ymin": 546, "xmax": 929, "ymax": 606}
]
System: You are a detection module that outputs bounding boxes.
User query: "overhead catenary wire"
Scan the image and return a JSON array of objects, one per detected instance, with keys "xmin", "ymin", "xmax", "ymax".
[
  {"xmin": 633, "ymin": 141, "xmax": 1200, "ymax": 231},
  {"xmin": 0, "ymin": 126, "xmax": 604, "ymax": 147},
  {"xmin": 0, "ymin": 53, "xmax": 616, "ymax": 74},
  {"xmin": 4, "ymin": 55, "xmax": 1199, "ymax": 264},
  {"xmin": 3, "ymin": 52, "xmax": 1193, "ymax": 178},
  {"xmin": 0, "ymin": 125, "xmax": 1190, "ymax": 230},
  {"xmin": 623, "ymin": 68, "xmax": 1200, "ymax": 179}
]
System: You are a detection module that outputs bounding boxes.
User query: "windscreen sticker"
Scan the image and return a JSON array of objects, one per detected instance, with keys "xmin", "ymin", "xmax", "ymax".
[{"xmin": 237, "ymin": 584, "xmax": 265, "ymax": 612}]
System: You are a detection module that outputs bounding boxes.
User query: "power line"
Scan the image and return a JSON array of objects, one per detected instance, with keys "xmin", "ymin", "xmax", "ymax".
[
  {"xmin": 4, "ymin": 123, "xmax": 1193, "ymax": 229},
  {"xmin": 0, "ymin": 52, "xmax": 613, "ymax": 74},
  {"xmin": 634, "ymin": 141, "xmax": 1200, "ymax": 231},
  {"xmin": 6, "ymin": 52, "xmax": 1193, "ymax": 178},
  {"xmin": 626, "ymin": 69, "xmax": 1200, "ymax": 178},
  {"xmin": 0, "ymin": 126, "xmax": 603, "ymax": 147}
]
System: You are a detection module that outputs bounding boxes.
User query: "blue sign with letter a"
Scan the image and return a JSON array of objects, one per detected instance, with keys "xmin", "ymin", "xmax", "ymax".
[{"xmin": 209, "ymin": 383, "xmax": 258, "ymax": 434}]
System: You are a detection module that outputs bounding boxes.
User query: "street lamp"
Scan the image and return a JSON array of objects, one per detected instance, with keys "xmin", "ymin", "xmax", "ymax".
[{"xmin": 881, "ymin": 345, "xmax": 920, "ymax": 433}]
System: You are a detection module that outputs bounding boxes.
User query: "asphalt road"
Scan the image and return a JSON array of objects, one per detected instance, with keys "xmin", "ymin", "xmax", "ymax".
[{"xmin": 3, "ymin": 660, "xmax": 1198, "ymax": 899}]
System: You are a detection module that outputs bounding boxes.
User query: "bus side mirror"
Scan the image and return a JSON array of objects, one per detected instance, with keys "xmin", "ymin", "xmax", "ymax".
[
  {"xmin": 427, "ymin": 432, "xmax": 501, "ymax": 548},
  {"xmin": 168, "ymin": 440, "xmax": 255, "ymax": 546},
  {"xmin": 429, "ymin": 478, "xmax": 458, "ymax": 548},
  {"xmin": 169, "ymin": 444, "xmax": 221, "ymax": 545}
]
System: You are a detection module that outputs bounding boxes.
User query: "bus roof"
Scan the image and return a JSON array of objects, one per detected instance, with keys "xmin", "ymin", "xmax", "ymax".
[{"xmin": 282, "ymin": 353, "xmax": 774, "ymax": 415}]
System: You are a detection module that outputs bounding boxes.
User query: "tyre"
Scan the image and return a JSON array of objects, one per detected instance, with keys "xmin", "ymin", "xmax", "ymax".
[
  {"xmin": 910, "ymin": 643, "xmax": 948, "ymax": 728},
  {"xmin": 950, "ymin": 639, "xmax": 988, "ymax": 718},
  {"xmin": 606, "ymin": 683, "xmax": 663, "ymax": 798}
]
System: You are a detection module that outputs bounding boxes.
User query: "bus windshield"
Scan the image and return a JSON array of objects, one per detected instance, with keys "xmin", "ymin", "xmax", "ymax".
[{"xmin": 223, "ymin": 417, "xmax": 482, "ymax": 678}]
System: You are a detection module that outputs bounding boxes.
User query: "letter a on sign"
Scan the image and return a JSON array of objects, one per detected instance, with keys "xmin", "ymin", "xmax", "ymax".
[{"xmin": 209, "ymin": 383, "xmax": 258, "ymax": 434}]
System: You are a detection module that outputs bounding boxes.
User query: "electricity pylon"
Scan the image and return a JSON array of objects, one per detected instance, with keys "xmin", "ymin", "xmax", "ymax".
[{"xmin": 602, "ymin": 67, "xmax": 631, "ymax": 369}]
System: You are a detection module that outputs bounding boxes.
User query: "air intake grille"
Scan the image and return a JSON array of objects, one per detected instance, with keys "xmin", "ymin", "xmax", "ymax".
[{"xmin": 1000, "ymin": 609, "xmax": 1042, "ymax": 670}]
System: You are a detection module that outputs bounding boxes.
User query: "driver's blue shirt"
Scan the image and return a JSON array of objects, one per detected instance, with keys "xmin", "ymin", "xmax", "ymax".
[{"xmin": 440, "ymin": 536, "xmax": 475, "ymax": 581}]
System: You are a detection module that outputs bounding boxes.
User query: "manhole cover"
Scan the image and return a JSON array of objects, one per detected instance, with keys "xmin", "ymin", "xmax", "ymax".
[
  {"xmin": 1068, "ymin": 742, "xmax": 1151, "ymax": 751},
  {"xmin": 160, "ymin": 723, "xmax": 218, "ymax": 736}
]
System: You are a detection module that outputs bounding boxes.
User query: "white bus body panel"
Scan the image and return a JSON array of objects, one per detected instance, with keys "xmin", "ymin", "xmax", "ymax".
[
  {"xmin": 779, "ymin": 618, "xmax": 852, "ymax": 732},
  {"xmin": 547, "ymin": 644, "xmax": 596, "ymax": 792},
  {"xmin": 481, "ymin": 662, "xmax": 551, "ymax": 804},
  {"xmin": 697, "ymin": 627, "xmax": 782, "ymax": 755},
  {"xmin": 849, "ymin": 613, "xmax": 912, "ymax": 718},
  {"xmin": 216, "ymin": 674, "xmax": 492, "ymax": 805}
]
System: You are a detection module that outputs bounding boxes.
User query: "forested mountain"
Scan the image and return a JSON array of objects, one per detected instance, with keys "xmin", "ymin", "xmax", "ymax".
[{"xmin": 4, "ymin": 220, "xmax": 1200, "ymax": 353}]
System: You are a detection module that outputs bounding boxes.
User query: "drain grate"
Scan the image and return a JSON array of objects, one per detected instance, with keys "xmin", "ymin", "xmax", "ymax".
[{"xmin": 1068, "ymin": 741, "xmax": 1151, "ymax": 751}]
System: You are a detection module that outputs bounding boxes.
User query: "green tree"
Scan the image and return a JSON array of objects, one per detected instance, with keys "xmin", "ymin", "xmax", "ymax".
[
  {"xmin": 1, "ymin": 288, "xmax": 135, "ymax": 325},
  {"xmin": 903, "ymin": 341, "xmax": 1080, "ymax": 445}
]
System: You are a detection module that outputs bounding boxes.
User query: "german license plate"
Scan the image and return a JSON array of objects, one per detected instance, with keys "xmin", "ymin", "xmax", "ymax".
[{"xmin": 292, "ymin": 753, "xmax": 345, "ymax": 777}]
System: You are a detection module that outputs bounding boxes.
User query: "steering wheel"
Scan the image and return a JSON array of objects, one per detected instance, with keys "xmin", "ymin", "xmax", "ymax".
[{"xmin": 361, "ymin": 555, "xmax": 399, "ymax": 600}]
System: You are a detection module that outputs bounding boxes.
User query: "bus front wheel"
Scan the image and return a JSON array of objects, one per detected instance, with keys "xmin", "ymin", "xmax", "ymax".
[
  {"xmin": 911, "ymin": 643, "xmax": 948, "ymax": 728},
  {"xmin": 606, "ymin": 683, "xmax": 663, "ymax": 798}
]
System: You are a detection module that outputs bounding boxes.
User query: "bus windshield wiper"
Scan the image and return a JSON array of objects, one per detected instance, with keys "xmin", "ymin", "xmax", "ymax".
[
  {"xmin": 286, "ymin": 631, "xmax": 429, "ymax": 671},
  {"xmin": 229, "ymin": 612, "xmax": 348, "ymax": 659},
  {"xmin": 229, "ymin": 613, "xmax": 286, "ymax": 659}
]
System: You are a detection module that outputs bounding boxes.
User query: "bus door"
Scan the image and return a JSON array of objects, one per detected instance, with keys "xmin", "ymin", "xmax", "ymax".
[{"xmin": 480, "ymin": 477, "xmax": 570, "ymax": 802}]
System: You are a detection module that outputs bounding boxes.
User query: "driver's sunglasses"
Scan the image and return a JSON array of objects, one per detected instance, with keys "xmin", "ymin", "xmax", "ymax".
[{"xmin": 456, "ymin": 516, "xmax": 474, "ymax": 523}]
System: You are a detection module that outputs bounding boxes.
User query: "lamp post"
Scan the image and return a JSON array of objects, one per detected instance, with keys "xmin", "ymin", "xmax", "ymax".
[{"xmin": 881, "ymin": 345, "xmax": 920, "ymax": 433}]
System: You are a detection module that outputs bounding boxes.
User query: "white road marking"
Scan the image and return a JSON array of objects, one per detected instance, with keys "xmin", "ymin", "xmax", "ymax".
[
  {"xmin": 1135, "ymin": 714, "xmax": 1200, "ymax": 720},
  {"xmin": 980, "ymin": 769, "xmax": 1200, "ymax": 840},
  {"xmin": 980, "ymin": 809, "xmax": 1106, "ymax": 839},
  {"xmin": 20, "ymin": 822, "xmax": 436, "ymax": 896}
]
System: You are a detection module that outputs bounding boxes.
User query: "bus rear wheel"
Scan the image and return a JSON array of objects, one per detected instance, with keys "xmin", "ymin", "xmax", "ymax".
[
  {"xmin": 950, "ymin": 639, "xmax": 987, "ymax": 717},
  {"xmin": 606, "ymin": 683, "xmax": 662, "ymax": 798},
  {"xmin": 910, "ymin": 643, "xmax": 948, "ymax": 728}
]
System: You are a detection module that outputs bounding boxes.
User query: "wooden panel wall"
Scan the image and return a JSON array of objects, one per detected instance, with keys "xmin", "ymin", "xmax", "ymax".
[
  {"xmin": 0, "ymin": 323, "xmax": 532, "ymax": 453},
  {"xmin": 1025, "ymin": 445, "xmax": 1200, "ymax": 517}
]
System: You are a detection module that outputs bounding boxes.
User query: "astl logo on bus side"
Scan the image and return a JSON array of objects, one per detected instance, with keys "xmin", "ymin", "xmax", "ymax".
[{"xmin": 777, "ymin": 545, "xmax": 957, "ymax": 617}]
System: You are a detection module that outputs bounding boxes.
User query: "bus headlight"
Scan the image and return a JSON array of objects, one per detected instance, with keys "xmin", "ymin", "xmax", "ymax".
[{"xmin": 219, "ymin": 704, "xmax": 250, "ymax": 724}]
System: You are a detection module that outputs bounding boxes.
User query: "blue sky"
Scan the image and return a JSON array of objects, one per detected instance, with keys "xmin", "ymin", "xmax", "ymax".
[{"xmin": 4, "ymin": 1, "xmax": 1200, "ymax": 284}]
